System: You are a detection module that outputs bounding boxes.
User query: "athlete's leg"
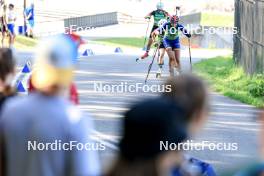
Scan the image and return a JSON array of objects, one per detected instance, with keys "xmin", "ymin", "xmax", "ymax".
[
  {"xmin": 156, "ymin": 48, "xmax": 165, "ymax": 78},
  {"xmin": 164, "ymin": 38, "xmax": 177, "ymax": 76},
  {"xmin": 166, "ymin": 47, "xmax": 176, "ymax": 76},
  {"xmin": 170, "ymin": 38, "xmax": 181, "ymax": 75},
  {"xmin": 1, "ymin": 31, "xmax": 5, "ymax": 47},
  {"xmin": 0, "ymin": 25, "xmax": 5, "ymax": 47},
  {"xmin": 7, "ymin": 31, "xmax": 10, "ymax": 47},
  {"xmin": 12, "ymin": 34, "xmax": 15, "ymax": 46},
  {"xmin": 139, "ymin": 37, "xmax": 153, "ymax": 60},
  {"xmin": 174, "ymin": 49, "xmax": 181, "ymax": 70},
  {"xmin": 0, "ymin": 19, "xmax": 4, "ymax": 47},
  {"xmin": 146, "ymin": 26, "xmax": 158, "ymax": 52},
  {"xmin": 140, "ymin": 26, "xmax": 158, "ymax": 60},
  {"xmin": 146, "ymin": 37, "xmax": 153, "ymax": 52},
  {"xmin": 28, "ymin": 20, "xmax": 34, "ymax": 38},
  {"xmin": 8, "ymin": 33, "xmax": 15, "ymax": 48},
  {"xmin": 159, "ymin": 48, "xmax": 165, "ymax": 65},
  {"xmin": 8, "ymin": 24, "xmax": 15, "ymax": 48}
]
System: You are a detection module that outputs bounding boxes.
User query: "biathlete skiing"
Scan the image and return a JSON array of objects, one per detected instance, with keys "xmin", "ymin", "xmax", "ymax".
[
  {"xmin": 137, "ymin": 1, "xmax": 170, "ymax": 61},
  {"xmin": 153, "ymin": 19, "xmax": 167, "ymax": 78},
  {"xmin": 152, "ymin": 15, "xmax": 191, "ymax": 76}
]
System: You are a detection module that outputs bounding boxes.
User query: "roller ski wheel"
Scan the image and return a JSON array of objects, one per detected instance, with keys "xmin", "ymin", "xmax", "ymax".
[{"xmin": 156, "ymin": 72, "xmax": 161, "ymax": 78}]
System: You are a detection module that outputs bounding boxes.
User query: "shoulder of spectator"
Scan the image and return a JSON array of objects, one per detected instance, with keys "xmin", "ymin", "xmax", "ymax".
[
  {"xmin": 66, "ymin": 104, "xmax": 82, "ymax": 123},
  {"xmin": 66, "ymin": 104, "xmax": 93, "ymax": 128},
  {"xmin": 0, "ymin": 96, "xmax": 26, "ymax": 120}
]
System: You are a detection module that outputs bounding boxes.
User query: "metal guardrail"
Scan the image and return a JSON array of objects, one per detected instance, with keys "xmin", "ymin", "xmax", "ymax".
[
  {"xmin": 64, "ymin": 12, "xmax": 119, "ymax": 28},
  {"xmin": 34, "ymin": 12, "xmax": 147, "ymax": 37},
  {"xmin": 63, "ymin": 11, "xmax": 204, "ymax": 29},
  {"xmin": 64, "ymin": 12, "xmax": 147, "ymax": 29}
]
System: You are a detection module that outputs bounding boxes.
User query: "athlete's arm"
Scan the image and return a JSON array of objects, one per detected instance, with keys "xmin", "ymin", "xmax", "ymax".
[
  {"xmin": 152, "ymin": 22, "xmax": 167, "ymax": 38},
  {"xmin": 145, "ymin": 11, "xmax": 154, "ymax": 19},
  {"xmin": 26, "ymin": 12, "xmax": 32, "ymax": 20},
  {"xmin": 151, "ymin": 30, "xmax": 158, "ymax": 40},
  {"xmin": 163, "ymin": 10, "xmax": 170, "ymax": 17},
  {"xmin": 3, "ymin": 14, "xmax": 7, "ymax": 26},
  {"xmin": 178, "ymin": 24, "xmax": 191, "ymax": 38}
]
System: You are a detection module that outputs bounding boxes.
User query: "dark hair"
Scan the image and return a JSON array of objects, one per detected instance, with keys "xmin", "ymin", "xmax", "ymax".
[
  {"xmin": 107, "ymin": 97, "xmax": 187, "ymax": 176},
  {"xmin": 163, "ymin": 74, "xmax": 209, "ymax": 123},
  {"xmin": 8, "ymin": 4, "xmax": 14, "ymax": 8},
  {"xmin": 0, "ymin": 48, "xmax": 15, "ymax": 95},
  {"xmin": 0, "ymin": 48, "xmax": 15, "ymax": 82},
  {"xmin": 107, "ymin": 157, "xmax": 158, "ymax": 176}
]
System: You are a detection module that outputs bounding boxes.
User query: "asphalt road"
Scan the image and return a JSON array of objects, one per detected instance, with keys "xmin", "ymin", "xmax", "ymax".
[{"xmin": 16, "ymin": 50, "xmax": 261, "ymax": 174}]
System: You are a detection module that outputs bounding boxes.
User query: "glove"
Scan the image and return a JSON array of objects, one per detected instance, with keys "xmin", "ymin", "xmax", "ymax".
[
  {"xmin": 145, "ymin": 16, "xmax": 151, "ymax": 20},
  {"xmin": 186, "ymin": 34, "xmax": 192, "ymax": 38}
]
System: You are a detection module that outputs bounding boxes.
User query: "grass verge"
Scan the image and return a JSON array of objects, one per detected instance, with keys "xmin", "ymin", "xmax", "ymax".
[
  {"xmin": 194, "ymin": 56, "xmax": 264, "ymax": 107},
  {"xmin": 14, "ymin": 35, "xmax": 38, "ymax": 50},
  {"xmin": 201, "ymin": 12, "xmax": 234, "ymax": 27}
]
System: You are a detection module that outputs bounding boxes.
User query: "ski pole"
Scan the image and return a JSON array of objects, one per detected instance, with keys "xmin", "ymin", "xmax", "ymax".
[
  {"xmin": 143, "ymin": 19, "xmax": 150, "ymax": 50},
  {"xmin": 145, "ymin": 42, "xmax": 160, "ymax": 84},
  {"xmin": 188, "ymin": 38, "xmax": 192, "ymax": 72}
]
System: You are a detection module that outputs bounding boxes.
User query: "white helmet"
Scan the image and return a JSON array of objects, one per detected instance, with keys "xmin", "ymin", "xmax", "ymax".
[{"xmin": 156, "ymin": 2, "xmax": 164, "ymax": 10}]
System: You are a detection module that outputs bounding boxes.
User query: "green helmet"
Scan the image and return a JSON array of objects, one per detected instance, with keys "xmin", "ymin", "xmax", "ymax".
[{"xmin": 156, "ymin": 2, "xmax": 164, "ymax": 10}]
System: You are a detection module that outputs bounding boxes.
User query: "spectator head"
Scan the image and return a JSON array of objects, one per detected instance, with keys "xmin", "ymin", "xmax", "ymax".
[
  {"xmin": 107, "ymin": 97, "xmax": 188, "ymax": 176},
  {"xmin": 163, "ymin": 74, "xmax": 209, "ymax": 135},
  {"xmin": 0, "ymin": 48, "xmax": 15, "ymax": 94},
  {"xmin": 8, "ymin": 3, "xmax": 14, "ymax": 10},
  {"xmin": 31, "ymin": 34, "xmax": 78, "ymax": 96}
]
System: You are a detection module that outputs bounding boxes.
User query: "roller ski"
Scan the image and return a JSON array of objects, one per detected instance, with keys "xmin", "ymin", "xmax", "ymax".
[
  {"xmin": 156, "ymin": 62, "xmax": 163, "ymax": 78},
  {"xmin": 156, "ymin": 68, "xmax": 162, "ymax": 78},
  {"xmin": 169, "ymin": 67, "xmax": 181, "ymax": 77}
]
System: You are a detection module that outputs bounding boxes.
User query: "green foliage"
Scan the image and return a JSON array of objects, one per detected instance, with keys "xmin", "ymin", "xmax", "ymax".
[
  {"xmin": 16, "ymin": 35, "xmax": 38, "ymax": 47},
  {"xmin": 194, "ymin": 56, "xmax": 264, "ymax": 107},
  {"xmin": 248, "ymin": 74, "xmax": 264, "ymax": 97},
  {"xmin": 201, "ymin": 12, "xmax": 234, "ymax": 27}
]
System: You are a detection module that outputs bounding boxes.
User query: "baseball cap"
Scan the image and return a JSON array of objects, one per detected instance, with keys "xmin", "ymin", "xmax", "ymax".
[
  {"xmin": 32, "ymin": 34, "xmax": 78, "ymax": 90},
  {"xmin": 119, "ymin": 97, "xmax": 188, "ymax": 161}
]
